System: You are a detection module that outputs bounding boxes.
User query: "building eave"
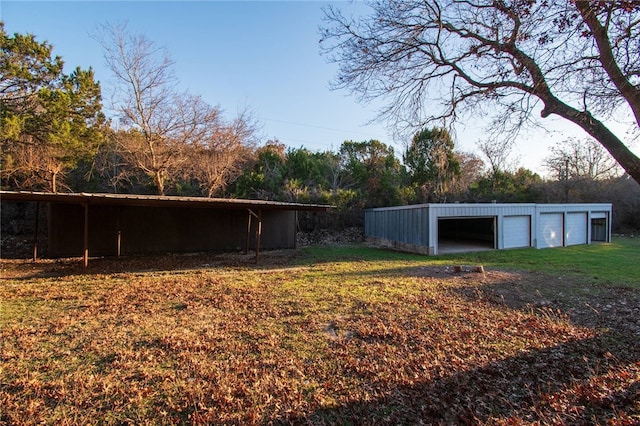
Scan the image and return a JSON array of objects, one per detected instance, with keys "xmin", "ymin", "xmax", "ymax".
[{"xmin": 0, "ymin": 191, "xmax": 334, "ymax": 212}]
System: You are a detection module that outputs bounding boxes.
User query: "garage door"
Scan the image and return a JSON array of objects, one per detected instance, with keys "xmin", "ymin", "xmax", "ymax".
[
  {"xmin": 503, "ymin": 216, "xmax": 530, "ymax": 248},
  {"xmin": 538, "ymin": 213, "xmax": 563, "ymax": 248},
  {"xmin": 565, "ymin": 212, "xmax": 587, "ymax": 246}
]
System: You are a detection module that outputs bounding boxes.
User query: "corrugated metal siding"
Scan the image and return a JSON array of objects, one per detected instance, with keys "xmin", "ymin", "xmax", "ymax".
[
  {"xmin": 537, "ymin": 204, "xmax": 611, "ymax": 213},
  {"xmin": 431, "ymin": 204, "xmax": 536, "ymax": 218},
  {"xmin": 48, "ymin": 204, "xmax": 297, "ymax": 257},
  {"xmin": 365, "ymin": 205, "xmax": 429, "ymax": 245}
]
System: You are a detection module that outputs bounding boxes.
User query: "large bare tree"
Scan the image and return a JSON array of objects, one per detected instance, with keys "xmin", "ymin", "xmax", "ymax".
[
  {"xmin": 321, "ymin": 0, "xmax": 640, "ymax": 184},
  {"xmin": 477, "ymin": 138, "xmax": 517, "ymax": 176},
  {"xmin": 97, "ymin": 23, "xmax": 245, "ymax": 195},
  {"xmin": 544, "ymin": 137, "xmax": 620, "ymax": 180},
  {"xmin": 188, "ymin": 108, "xmax": 259, "ymax": 197}
]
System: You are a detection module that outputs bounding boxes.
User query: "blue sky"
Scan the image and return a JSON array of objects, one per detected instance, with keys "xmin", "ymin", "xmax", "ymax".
[
  {"xmin": 2, "ymin": 1, "xmax": 637, "ymax": 174},
  {"xmin": 3, "ymin": 1, "xmax": 394, "ymax": 149}
]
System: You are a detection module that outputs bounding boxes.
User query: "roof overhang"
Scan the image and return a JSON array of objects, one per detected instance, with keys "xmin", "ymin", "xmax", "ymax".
[{"xmin": 0, "ymin": 191, "xmax": 334, "ymax": 212}]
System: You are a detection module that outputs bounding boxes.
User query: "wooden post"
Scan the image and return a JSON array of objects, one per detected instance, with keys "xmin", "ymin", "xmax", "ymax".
[
  {"xmin": 83, "ymin": 202, "xmax": 89, "ymax": 268},
  {"xmin": 116, "ymin": 208, "xmax": 122, "ymax": 257},
  {"xmin": 32, "ymin": 202, "xmax": 40, "ymax": 261},
  {"xmin": 294, "ymin": 211, "xmax": 298, "ymax": 250},
  {"xmin": 255, "ymin": 209, "xmax": 262, "ymax": 264},
  {"xmin": 245, "ymin": 209, "xmax": 263, "ymax": 262},
  {"xmin": 245, "ymin": 209, "xmax": 253, "ymax": 255}
]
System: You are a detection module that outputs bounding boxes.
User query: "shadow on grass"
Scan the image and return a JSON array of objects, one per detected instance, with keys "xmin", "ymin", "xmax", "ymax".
[
  {"xmin": 285, "ymin": 263, "xmax": 640, "ymax": 424},
  {"xmin": 0, "ymin": 249, "xmax": 299, "ymax": 280},
  {"xmin": 289, "ymin": 267, "xmax": 640, "ymax": 424},
  {"xmin": 1, "ymin": 243, "xmax": 423, "ymax": 280},
  {"xmin": 292, "ymin": 334, "xmax": 638, "ymax": 424}
]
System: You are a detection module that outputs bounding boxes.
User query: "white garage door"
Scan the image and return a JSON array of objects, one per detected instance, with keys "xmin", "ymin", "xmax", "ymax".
[
  {"xmin": 565, "ymin": 212, "xmax": 587, "ymax": 246},
  {"xmin": 503, "ymin": 216, "xmax": 530, "ymax": 248},
  {"xmin": 538, "ymin": 213, "xmax": 563, "ymax": 248}
]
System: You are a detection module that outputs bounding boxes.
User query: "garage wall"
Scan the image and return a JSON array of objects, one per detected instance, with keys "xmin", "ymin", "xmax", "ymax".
[
  {"xmin": 364, "ymin": 205, "xmax": 430, "ymax": 253},
  {"xmin": 428, "ymin": 204, "xmax": 536, "ymax": 253}
]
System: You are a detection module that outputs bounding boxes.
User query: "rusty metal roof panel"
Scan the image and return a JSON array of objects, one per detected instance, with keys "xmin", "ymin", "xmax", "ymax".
[{"xmin": 0, "ymin": 191, "xmax": 333, "ymax": 211}]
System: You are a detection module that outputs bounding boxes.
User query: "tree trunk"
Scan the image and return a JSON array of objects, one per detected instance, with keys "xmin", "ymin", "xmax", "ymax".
[
  {"xmin": 155, "ymin": 172, "xmax": 165, "ymax": 196},
  {"xmin": 51, "ymin": 171, "xmax": 57, "ymax": 193},
  {"xmin": 575, "ymin": 2, "xmax": 640, "ymax": 127},
  {"xmin": 554, "ymin": 109, "xmax": 640, "ymax": 185}
]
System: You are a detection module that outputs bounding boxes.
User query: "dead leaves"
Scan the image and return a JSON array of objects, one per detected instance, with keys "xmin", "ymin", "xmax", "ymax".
[{"xmin": 0, "ymin": 255, "xmax": 638, "ymax": 425}]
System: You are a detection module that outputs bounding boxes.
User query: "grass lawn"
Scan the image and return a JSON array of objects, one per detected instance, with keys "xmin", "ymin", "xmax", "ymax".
[
  {"xmin": 300, "ymin": 235, "xmax": 640, "ymax": 288},
  {"xmin": 1, "ymin": 238, "xmax": 639, "ymax": 424}
]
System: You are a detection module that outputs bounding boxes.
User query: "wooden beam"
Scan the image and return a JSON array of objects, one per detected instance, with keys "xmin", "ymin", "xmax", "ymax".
[
  {"xmin": 293, "ymin": 210, "xmax": 298, "ymax": 250},
  {"xmin": 116, "ymin": 208, "xmax": 122, "ymax": 257},
  {"xmin": 255, "ymin": 209, "xmax": 262, "ymax": 264},
  {"xmin": 246, "ymin": 209, "xmax": 261, "ymax": 259},
  {"xmin": 245, "ymin": 209, "xmax": 254, "ymax": 255},
  {"xmin": 83, "ymin": 202, "xmax": 89, "ymax": 268},
  {"xmin": 32, "ymin": 202, "xmax": 40, "ymax": 261}
]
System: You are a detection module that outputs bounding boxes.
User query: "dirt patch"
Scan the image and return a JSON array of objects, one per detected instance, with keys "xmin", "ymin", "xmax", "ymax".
[{"xmin": 407, "ymin": 265, "xmax": 640, "ymax": 336}]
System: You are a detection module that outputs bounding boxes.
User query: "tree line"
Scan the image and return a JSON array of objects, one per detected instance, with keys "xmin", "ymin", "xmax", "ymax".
[{"xmin": 2, "ymin": 22, "xmax": 639, "ymax": 233}]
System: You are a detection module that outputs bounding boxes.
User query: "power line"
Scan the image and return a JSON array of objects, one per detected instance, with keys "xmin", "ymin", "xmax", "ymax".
[
  {"xmin": 258, "ymin": 115, "xmax": 408, "ymax": 154},
  {"xmin": 259, "ymin": 116, "xmax": 383, "ymax": 139}
]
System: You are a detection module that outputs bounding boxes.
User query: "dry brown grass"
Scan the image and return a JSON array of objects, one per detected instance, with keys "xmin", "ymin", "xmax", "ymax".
[{"xmin": 1, "ymin": 249, "xmax": 638, "ymax": 425}]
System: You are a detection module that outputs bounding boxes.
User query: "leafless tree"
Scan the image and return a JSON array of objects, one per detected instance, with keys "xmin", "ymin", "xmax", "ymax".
[
  {"xmin": 188, "ymin": 108, "xmax": 259, "ymax": 197},
  {"xmin": 324, "ymin": 151, "xmax": 347, "ymax": 193},
  {"xmin": 2, "ymin": 138, "xmax": 69, "ymax": 192},
  {"xmin": 476, "ymin": 138, "xmax": 517, "ymax": 176},
  {"xmin": 321, "ymin": 0, "xmax": 640, "ymax": 184},
  {"xmin": 96, "ymin": 23, "xmax": 228, "ymax": 195},
  {"xmin": 544, "ymin": 137, "xmax": 621, "ymax": 180}
]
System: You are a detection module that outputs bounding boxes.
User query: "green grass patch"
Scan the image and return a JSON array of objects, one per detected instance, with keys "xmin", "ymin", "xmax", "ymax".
[
  {"xmin": 298, "ymin": 236, "xmax": 640, "ymax": 288},
  {"xmin": 437, "ymin": 236, "xmax": 640, "ymax": 288}
]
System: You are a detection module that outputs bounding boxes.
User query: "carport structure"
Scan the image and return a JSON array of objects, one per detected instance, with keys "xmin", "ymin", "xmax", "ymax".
[
  {"xmin": 365, "ymin": 203, "xmax": 612, "ymax": 255},
  {"xmin": 0, "ymin": 191, "xmax": 332, "ymax": 266}
]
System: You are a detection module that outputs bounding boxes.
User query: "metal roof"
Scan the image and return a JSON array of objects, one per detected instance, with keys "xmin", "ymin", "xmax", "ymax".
[{"xmin": 0, "ymin": 191, "xmax": 333, "ymax": 211}]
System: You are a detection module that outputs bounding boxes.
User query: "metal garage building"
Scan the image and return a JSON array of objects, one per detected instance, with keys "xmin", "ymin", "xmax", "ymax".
[
  {"xmin": 0, "ymin": 191, "xmax": 331, "ymax": 266},
  {"xmin": 365, "ymin": 203, "xmax": 612, "ymax": 255}
]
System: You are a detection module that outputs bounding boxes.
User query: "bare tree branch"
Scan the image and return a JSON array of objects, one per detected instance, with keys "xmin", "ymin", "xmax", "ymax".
[{"xmin": 321, "ymin": 0, "xmax": 640, "ymax": 183}]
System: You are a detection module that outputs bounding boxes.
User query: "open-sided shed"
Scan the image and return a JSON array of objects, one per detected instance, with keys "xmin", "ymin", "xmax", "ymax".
[
  {"xmin": 0, "ymin": 191, "xmax": 332, "ymax": 266},
  {"xmin": 365, "ymin": 203, "xmax": 612, "ymax": 255}
]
